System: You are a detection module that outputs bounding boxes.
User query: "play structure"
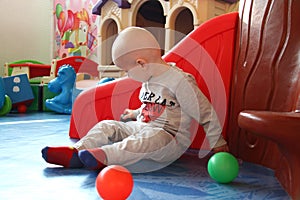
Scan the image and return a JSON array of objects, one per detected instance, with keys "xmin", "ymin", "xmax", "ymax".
[
  {"xmin": 69, "ymin": 0, "xmax": 300, "ymax": 199},
  {"xmin": 92, "ymin": 0, "xmax": 239, "ymax": 70}
]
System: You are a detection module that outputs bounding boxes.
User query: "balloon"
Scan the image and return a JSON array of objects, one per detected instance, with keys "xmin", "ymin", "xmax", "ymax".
[
  {"xmin": 207, "ymin": 152, "xmax": 239, "ymax": 183},
  {"xmin": 57, "ymin": 11, "xmax": 65, "ymax": 32},
  {"xmin": 55, "ymin": 3, "xmax": 63, "ymax": 19},
  {"xmin": 65, "ymin": 10, "xmax": 74, "ymax": 31}
]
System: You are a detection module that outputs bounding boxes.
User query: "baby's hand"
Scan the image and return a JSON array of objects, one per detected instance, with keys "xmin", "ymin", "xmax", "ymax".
[
  {"xmin": 120, "ymin": 109, "xmax": 136, "ymax": 122},
  {"xmin": 212, "ymin": 144, "xmax": 229, "ymax": 153}
]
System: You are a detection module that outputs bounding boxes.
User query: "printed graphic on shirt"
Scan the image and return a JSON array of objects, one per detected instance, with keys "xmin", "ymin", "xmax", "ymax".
[
  {"xmin": 140, "ymin": 91, "xmax": 176, "ymax": 122},
  {"xmin": 141, "ymin": 103, "xmax": 165, "ymax": 122}
]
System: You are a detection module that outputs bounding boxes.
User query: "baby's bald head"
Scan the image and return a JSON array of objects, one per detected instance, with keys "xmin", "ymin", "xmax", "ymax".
[{"xmin": 112, "ymin": 27, "xmax": 161, "ymax": 67}]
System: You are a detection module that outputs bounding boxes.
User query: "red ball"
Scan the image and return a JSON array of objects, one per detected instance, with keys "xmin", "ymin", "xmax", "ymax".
[
  {"xmin": 18, "ymin": 104, "xmax": 27, "ymax": 113},
  {"xmin": 96, "ymin": 165, "xmax": 134, "ymax": 200}
]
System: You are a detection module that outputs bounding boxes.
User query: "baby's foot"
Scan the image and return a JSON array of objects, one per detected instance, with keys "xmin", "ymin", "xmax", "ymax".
[
  {"xmin": 41, "ymin": 146, "xmax": 83, "ymax": 168},
  {"xmin": 78, "ymin": 148, "xmax": 107, "ymax": 170}
]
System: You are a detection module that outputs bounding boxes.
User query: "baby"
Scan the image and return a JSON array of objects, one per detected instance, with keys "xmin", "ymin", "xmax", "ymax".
[{"xmin": 41, "ymin": 27, "xmax": 228, "ymax": 170}]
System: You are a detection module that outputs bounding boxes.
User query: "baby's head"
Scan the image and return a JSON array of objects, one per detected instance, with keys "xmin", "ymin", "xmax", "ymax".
[{"xmin": 112, "ymin": 27, "xmax": 163, "ymax": 82}]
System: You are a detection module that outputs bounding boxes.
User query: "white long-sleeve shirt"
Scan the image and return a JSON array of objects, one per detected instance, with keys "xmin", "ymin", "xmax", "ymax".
[{"xmin": 135, "ymin": 64, "xmax": 227, "ymax": 148}]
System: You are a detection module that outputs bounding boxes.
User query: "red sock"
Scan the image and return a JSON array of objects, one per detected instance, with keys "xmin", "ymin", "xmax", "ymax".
[{"xmin": 41, "ymin": 146, "xmax": 83, "ymax": 168}]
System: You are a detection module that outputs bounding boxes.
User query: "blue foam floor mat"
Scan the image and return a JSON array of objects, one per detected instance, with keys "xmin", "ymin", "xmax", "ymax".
[{"xmin": 0, "ymin": 112, "xmax": 291, "ymax": 200}]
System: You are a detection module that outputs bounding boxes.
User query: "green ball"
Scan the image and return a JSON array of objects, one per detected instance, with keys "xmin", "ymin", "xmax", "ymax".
[{"xmin": 207, "ymin": 152, "xmax": 239, "ymax": 183}]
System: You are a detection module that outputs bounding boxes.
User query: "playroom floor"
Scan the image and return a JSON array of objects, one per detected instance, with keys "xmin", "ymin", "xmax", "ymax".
[{"xmin": 0, "ymin": 112, "xmax": 291, "ymax": 200}]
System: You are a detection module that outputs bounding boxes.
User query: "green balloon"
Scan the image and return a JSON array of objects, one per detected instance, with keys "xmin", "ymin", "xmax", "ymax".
[
  {"xmin": 56, "ymin": 3, "xmax": 63, "ymax": 19},
  {"xmin": 207, "ymin": 152, "xmax": 239, "ymax": 183}
]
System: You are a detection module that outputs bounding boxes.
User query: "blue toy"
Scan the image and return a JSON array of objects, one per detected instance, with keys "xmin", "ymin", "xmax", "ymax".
[
  {"xmin": 0, "ymin": 77, "xmax": 12, "ymax": 116},
  {"xmin": 2, "ymin": 74, "xmax": 33, "ymax": 113},
  {"xmin": 0, "ymin": 78, "xmax": 5, "ymax": 109},
  {"xmin": 45, "ymin": 64, "xmax": 76, "ymax": 114}
]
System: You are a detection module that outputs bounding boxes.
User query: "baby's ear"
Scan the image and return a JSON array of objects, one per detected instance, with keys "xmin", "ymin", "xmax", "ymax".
[{"xmin": 136, "ymin": 58, "xmax": 147, "ymax": 68}]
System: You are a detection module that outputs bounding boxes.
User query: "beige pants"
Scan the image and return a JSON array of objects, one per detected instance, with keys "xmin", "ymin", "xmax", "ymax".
[{"xmin": 73, "ymin": 120, "xmax": 187, "ymax": 168}]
